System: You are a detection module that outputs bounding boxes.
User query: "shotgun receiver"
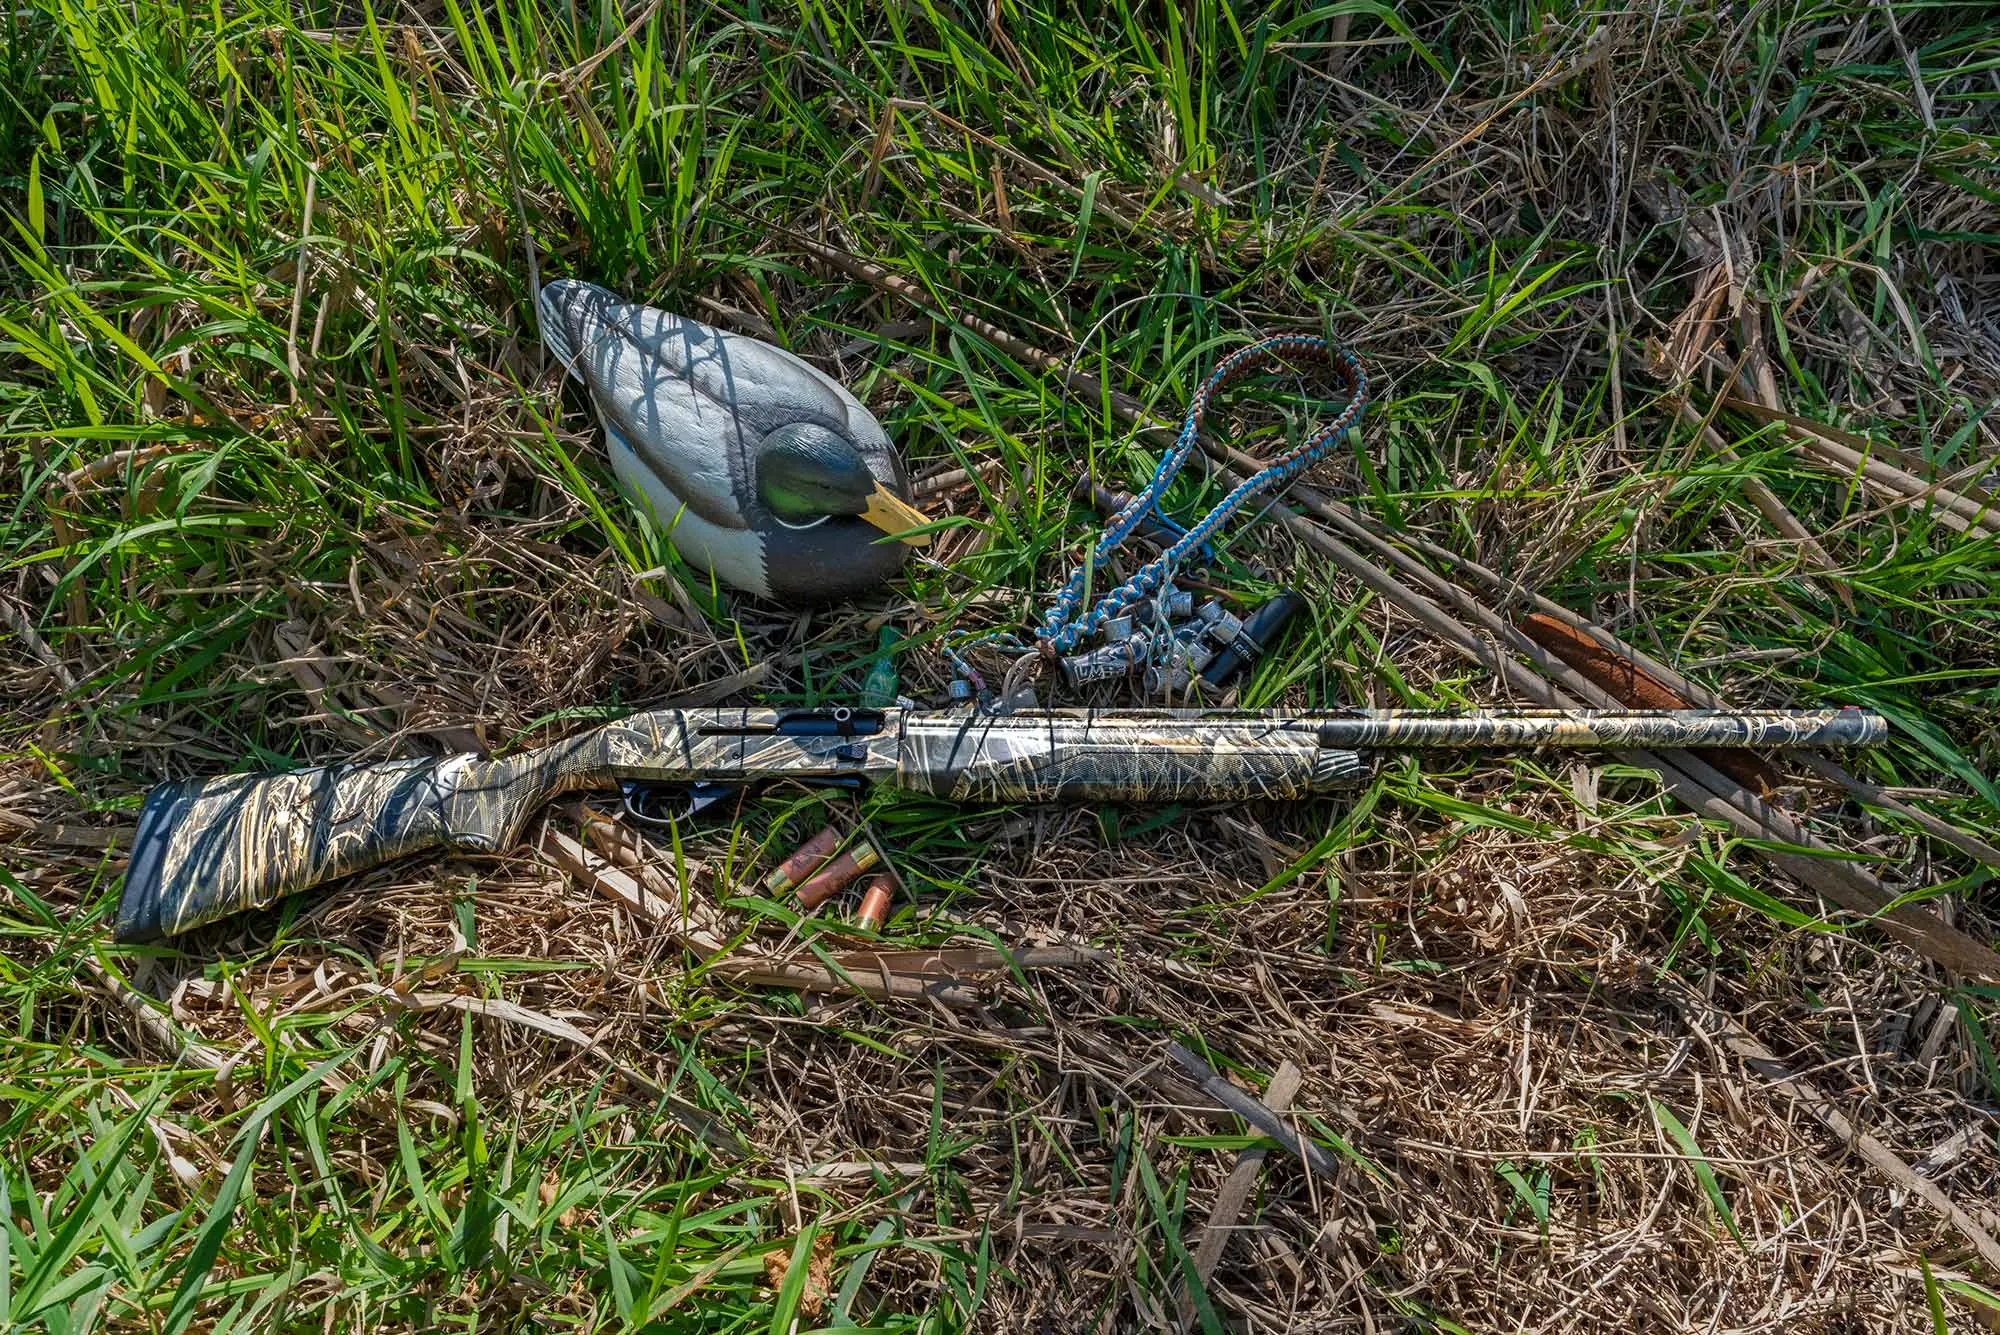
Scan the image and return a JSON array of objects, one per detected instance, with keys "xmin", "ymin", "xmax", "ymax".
[{"xmin": 114, "ymin": 704, "xmax": 1887, "ymax": 942}]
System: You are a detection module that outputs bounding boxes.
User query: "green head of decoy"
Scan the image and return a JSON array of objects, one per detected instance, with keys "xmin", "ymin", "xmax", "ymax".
[{"xmin": 754, "ymin": 425, "xmax": 930, "ymax": 545}]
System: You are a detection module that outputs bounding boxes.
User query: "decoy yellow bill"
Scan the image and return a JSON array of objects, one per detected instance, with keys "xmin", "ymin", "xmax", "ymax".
[{"xmin": 860, "ymin": 483, "xmax": 932, "ymax": 546}]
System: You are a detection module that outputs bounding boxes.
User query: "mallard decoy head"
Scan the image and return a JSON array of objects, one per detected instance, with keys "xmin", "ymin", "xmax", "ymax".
[{"xmin": 538, "ymin": 278, "xmax": 929, "ymax": 604}]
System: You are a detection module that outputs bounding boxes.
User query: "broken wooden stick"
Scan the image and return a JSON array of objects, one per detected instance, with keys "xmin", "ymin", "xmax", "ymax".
[
  {"xmin": 1178, "ymin": 1060, "xmax": 1304, "ymax": 1329},
  {"xmin": 1167, "ymin": 1042, "xmax": 1337, "ymax": 1179}
]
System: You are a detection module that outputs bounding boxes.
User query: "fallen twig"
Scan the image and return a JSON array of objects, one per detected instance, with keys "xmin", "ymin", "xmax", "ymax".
[
  {"xmin": 707, "ymin": 944, "xmax": 1101, "ymax": 1007},
  {"xmin": 1720, "ymin": 393, "xmax": 2000, "ymax": 537},
  {"xmin": 1178, "ymin": 1060, "xmax": 1304, "ymax": 1329},
  {"xmin": 0, "ymin": 596, "xmax": 75, "ymax": 690},
  {"xmin": 1666, "ymin": 392, "xmax": 1856, "ymax": 607},
  {"xmin": 705, "ymin": 955, "xmax": 983, "ymax": 1007},
  {"xmin": 1167, "ymin": 1043, "xmax": 1337, "ymax": 1179},
  {"xmin": 912, "ymin": 457, "xmax": 1009, "ymax": 498},
  {"xmin": 88, "ymin": 956, "xmax": 443, "ymax": 1125},
  {"xmin": 840, "ymin": 944, "xmax": 1104, "ymax": 975},
  {"xmin": 54, "ymin": 443, "xmax": 204, "ymax": 502},
  {"xmin": 543, "ymin": 825, "xmax": 696, "ymax": 933},
  {"xmin": 86, "ymin": 956, "xmax": 233, "ymax": 1075}
]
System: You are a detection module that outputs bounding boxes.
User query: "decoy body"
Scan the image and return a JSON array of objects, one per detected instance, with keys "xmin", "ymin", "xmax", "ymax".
[{"xmin": 538, "ymin": 279, "xmax": 929, "ymax": 603}]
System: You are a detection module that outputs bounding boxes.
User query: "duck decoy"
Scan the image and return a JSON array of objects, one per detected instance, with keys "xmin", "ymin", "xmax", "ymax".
[{"xmin": 537, "ymin": 279, "xmax": 930, "ymax": 604}]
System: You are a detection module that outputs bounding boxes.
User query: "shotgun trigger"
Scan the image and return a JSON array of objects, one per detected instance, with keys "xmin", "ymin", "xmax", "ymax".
[{"xmin": 619, "ymin": 780, "xmax": 737, "ymax": 827}]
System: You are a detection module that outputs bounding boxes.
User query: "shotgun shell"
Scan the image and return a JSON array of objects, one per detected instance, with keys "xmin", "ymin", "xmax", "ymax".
[
  {"xmin": 762, "ymin": 825, "xmax": 841, "ymax": 896},
  {"xmin": 795, "ymin": 842, "xmax": 881, "ymax": 911},
  {"xmin": 853, "ymin": 876, "xmax": 894, "ymax": 932}
]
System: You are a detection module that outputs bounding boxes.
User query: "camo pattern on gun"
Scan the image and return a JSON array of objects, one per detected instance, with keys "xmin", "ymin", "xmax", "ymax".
[
  {"xmin": 898, "ymin": 711, "xmax": 1370, "ymax": 802},
  {"xmin": 1299, "ymin": 707, "xmax": 1886, "ymax": 750},
  {"xmin": 114, "ymin": 705, "xmax": 1886, "ymax": 942},
  {"xmin": 116, "ymin": 708, "xmax": 885, "ymax": 941}
]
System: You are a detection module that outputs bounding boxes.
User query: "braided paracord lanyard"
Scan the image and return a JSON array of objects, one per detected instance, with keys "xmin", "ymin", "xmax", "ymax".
[{"xmin": 1035, "ymin": 334, "xmax": 1369, "ymax": 656}]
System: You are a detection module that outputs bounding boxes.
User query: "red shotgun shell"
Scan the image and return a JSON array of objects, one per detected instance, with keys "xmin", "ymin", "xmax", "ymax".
[
  {"xmin": 795, "ymin": 843, "xmax": 881, "ymax": 911},
  {"xmin": 763, "ymin": 826, "xmax": 842, "ymax": 896}
]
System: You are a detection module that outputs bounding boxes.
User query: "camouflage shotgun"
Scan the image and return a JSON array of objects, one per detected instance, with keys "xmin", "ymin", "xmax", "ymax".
[{"xmin": 115, "ymin": 704, "xmax": 1888, "ymax": 942}]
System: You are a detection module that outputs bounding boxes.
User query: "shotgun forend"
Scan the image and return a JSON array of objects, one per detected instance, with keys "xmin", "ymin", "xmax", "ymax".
[{"xmin": 114, "ymin": 704, "xmax": 1887, "ymax": 942}]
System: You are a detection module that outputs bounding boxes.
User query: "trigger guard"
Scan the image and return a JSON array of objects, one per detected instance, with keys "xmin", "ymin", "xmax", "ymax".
[{"xmin": 619, "ymin": 781, "xmax": 735, "ymax": 827}]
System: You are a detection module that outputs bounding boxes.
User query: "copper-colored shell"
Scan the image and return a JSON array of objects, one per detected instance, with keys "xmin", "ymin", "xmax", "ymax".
[
  {"xmin": 763, "ymin": 826, "xmax": 841, "ymax": 896},
  {"xmin": 853, "ymin": 877, "xmax": 894, "ymax": 932},
  {"xmin": 795, "ymin": 843, "xmax": 880, "ymax": 911}
]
